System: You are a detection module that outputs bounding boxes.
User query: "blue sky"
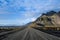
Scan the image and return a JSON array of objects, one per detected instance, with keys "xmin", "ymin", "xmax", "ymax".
[{"xmin": 0, "ymin": 0, "xmax": 60, "ymax": 26}]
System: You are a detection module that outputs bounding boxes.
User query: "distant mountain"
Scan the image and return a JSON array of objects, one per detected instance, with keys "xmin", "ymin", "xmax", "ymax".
[{"xmin": 28, "ymin": 11, "xmax": 60, "ymax": 28}]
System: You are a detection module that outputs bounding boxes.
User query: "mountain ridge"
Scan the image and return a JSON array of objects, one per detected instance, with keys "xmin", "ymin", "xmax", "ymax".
[{"xmin": 28, "ymin": 11, "xmax": 60, "ymax": 28}]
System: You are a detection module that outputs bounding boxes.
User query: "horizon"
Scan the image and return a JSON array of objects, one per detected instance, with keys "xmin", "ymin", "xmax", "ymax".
[{"xmin": 0, "ymin": 0, "xmax": 60, "ymax": 26}]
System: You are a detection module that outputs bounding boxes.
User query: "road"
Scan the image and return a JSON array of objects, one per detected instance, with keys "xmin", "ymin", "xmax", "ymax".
[{"xmin": 1, "ymin": 28, "xmax": 60, "ymax": 40}]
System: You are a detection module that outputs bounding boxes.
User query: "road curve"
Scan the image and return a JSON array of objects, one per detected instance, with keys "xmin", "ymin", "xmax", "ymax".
[{"xmin": 2, "ymin": 28, "xmax": 60, "ymax": 40}]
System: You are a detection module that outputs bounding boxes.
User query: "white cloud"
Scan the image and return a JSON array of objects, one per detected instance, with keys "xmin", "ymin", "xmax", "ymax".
[
  {"xmin": 0, "ymin": 19, "xmax": 26, "ymax": 25},
  {"xmin": 22, "ymin": 12, "xmax": 35, "ymax": 18},
  {"xmin": 22, "ymin": 17, "xmax": 36, "ymax": 24},
  {"xmin": 0, "ymin": 0, "xmax": 60, "ymax": 25},
  {"xmin": 31, "ymin": 17, "xmax": 36, "ymax": 21},
  {"xmin": 0, "ymin": 0, "xmax": 60, "ymax": 14}
]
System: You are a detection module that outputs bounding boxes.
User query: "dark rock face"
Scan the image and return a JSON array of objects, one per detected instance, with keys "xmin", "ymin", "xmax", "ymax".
[{"xmin": 46, "ymin": 11, "xmax": 56, "ymax": 16}]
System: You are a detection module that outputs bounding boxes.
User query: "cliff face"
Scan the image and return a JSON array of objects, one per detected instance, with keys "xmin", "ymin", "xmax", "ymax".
[{"xmin": 28, "ymin": 11, "xmax": 60, "ymax": 28}]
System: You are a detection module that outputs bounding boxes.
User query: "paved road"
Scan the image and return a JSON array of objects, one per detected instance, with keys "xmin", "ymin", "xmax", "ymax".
[{"xmin": 2, "ymin": 28, "xmax": 60, "ymax": 40}]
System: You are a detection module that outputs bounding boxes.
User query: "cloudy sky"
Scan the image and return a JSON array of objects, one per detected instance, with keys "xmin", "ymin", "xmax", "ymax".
[{"xmin": 0, "ymin": 0, "xmax": 60, "ymax": 26}]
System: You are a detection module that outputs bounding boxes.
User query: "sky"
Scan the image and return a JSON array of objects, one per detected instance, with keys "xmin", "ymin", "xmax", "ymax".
[{"xmin": 0, "ymin": 0, "xmax": 60, "ymax": 26}]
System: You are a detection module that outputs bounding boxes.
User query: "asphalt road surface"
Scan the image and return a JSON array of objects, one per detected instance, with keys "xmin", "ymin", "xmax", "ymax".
[{"xmin": 1, "ymin": 28, "xmax": 60, "ymax": 40}]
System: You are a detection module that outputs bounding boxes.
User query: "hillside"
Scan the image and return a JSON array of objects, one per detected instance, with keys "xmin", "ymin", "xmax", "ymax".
[{"xmin": 28, "ymin": 11, "xmax": 60, "ymax": 28}]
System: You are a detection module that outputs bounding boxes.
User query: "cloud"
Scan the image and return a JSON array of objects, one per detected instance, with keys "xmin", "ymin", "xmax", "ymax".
[
  {"xmin": 0, "ymin": 0, "xmax": 60, "ymax": 14},
  {"xmin": 22, "ymin": 17, "xmax": 36, "ymax": 24},
  {"xmin": 30, "ymin": 17, "xmax": 36, "ymax": 21},
  {"xmin": 22, "ymin": 12, "xmax": 35, "ymax": 18},
  {"xmin": 0, "ymin": 0, "xmax": 60, "ymax": 25},
  {"xmin": 0, "ymin": 18, "xmax": 36, "ymax": 25},
  {"xmin": 0, "ymin": 19, "xmax": 26, "ymax": 25}
]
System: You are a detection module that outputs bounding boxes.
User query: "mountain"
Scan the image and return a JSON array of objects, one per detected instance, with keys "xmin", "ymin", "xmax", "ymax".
[{"xmin": 28, "ymin": 11, "xmax": 60, "ymax": 28}]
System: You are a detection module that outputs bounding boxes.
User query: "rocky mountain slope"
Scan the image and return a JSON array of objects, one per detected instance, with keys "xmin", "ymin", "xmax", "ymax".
[{"xmin": 28, "ymin": 11, "xmax": 60, "ymax": 28}]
